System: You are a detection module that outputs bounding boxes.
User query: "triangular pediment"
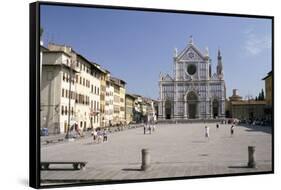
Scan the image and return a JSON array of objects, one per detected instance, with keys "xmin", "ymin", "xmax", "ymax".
[
  {"xmin": 177, "ymin": 45, "xmax": 206, "ymax": 62},
  {"xmin": 163, "ymin": 74, "xmax": 174, "ymax": 81}
]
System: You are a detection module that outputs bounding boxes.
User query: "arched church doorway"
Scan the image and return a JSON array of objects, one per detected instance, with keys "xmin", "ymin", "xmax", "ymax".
[
  {"xmin": 187, "ymin": 92, "xmax": 198, "ymax": 119},
  {"xmin": 213, "ymin": 99, "xmax": 219, "ymax": 118},
  {"xmin": 165, "ymin": 100, "xmax": 172, "ymax": 119}
]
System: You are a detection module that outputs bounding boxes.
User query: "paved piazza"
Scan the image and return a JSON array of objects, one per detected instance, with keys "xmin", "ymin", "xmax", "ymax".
[{"xmin": 41, "ymin": 123, "xmax": 272, "ymax": 185}]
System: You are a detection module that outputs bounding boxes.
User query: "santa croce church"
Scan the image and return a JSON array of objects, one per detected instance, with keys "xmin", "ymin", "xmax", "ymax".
[{"xmin": 158, "ymin": 37, "xmax": 226, "ymax": 120}]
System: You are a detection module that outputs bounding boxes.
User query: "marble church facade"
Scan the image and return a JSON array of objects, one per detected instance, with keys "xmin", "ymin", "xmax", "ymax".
[{"xmin": 158, "ymin": 37, "xmax": 226, "ymax": 120}]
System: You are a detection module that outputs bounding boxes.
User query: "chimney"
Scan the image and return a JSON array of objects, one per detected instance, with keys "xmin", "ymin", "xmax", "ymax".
[{"xmin": 233, "ymin": 89, "xmax": 238, "ymax": 96}]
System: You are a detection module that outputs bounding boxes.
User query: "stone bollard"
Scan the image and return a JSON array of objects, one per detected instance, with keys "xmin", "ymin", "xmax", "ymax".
[
  {"xmin": 141, "ymin": 149, "xmax": 151, "ymax": 171},
  {"xmin": 248, "ymin": 146, "xmax": 256, "ymax": 168}
]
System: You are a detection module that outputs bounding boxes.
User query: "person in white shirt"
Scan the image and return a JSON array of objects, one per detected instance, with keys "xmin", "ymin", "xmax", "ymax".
[{"xmin": 205, "ymin": 126, "xmax": 209, "ymax": 138}]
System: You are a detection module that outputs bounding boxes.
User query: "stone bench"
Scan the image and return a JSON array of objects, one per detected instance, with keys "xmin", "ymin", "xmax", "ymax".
[{"xmin": 41, "ymin": 161, "xmax": 87, "ymax": 170}]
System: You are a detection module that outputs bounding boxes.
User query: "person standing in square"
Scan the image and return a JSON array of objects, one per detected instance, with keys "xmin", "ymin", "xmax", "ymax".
[{"xmin": 205, "ymin": 126, "xmax": 209, "ymax": 138}]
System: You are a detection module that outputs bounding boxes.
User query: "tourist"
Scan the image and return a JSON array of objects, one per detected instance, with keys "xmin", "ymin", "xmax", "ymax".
[
  {"xmin": 92, "ymin": 129, "xmax": 97, "ymax": 142},
  {"xmin": 97, "ymin": 130, "xmax": 103, "ymax": 143},
  {"xmin": 103, "ymin": 129, "xmax": 108, "ymax": 142},
  {"xmin": 216, "ymin": 123, "xmax": 219, "ymax": 129},
  {"xmin": 231, "ymin": 125, "xmax": 234, "ymax": 135},
  {"xmin": 205, "ymin": 126, "xmax": 209, "ymax": 138}
]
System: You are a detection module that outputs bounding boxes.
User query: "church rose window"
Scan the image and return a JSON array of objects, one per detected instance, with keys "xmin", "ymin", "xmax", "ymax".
[{"xmin": 187, "ymin": 64, "xmax": 196, "ymax": 75}]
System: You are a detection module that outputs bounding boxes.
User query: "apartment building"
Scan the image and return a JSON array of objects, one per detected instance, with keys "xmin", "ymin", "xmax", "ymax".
[
  {"xmin": 111, "ymin": 77, "xmax": 126, "ymax": 125},
  {"xmin": 41, "ymin": 43, "xmax": 103, "ymax": 134},
  {"xmin": 105, "ymin": 74, "xmax": 114, "ymax": 127},
  {"xmin": 125, "ymin": 94, "xmax": 136, "ymax": 124},
  {"xmin": 41, "ymin": 47, "xmax": 77, "ymax": 134},
  {"xmin": 95, "ymin": 65, "xmax": 109, "ymax": 128}
]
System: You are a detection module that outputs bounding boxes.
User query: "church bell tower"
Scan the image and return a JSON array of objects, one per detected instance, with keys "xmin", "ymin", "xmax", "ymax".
[{"xmin": 216, "ymin": 48, "xmax": 224, "ymax": 79}]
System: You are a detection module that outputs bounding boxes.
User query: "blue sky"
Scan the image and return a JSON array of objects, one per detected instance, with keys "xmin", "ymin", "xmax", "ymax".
[{"xmin": 41, "ymin": 5, "xmax": 272, "ymax": 100}]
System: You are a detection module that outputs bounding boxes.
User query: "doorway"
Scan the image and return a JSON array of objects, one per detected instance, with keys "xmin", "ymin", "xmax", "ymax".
[
  {"xmin": 165, "ymin": 100, "xmax": 172, "ymax": 119},
  {"xmin": 186, "ymin": 91, "xmax": 198, "ymax": 119},
  {"xmin": 213, "ymin": 99, "xmax": 219, "ymax": 118}
]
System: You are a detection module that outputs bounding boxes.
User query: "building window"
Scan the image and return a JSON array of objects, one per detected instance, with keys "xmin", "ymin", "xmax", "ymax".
[
  {"xmin": 83, "ymin": 78, "xmax": 85, "ymax": 86},
  {"xmin": 71, "ymin": 107, "xmax": 74, "ymax": 115},
  {"xmin": 61, "ymin": 106, "xmax": 64, "ymax": 115},
  {"xmin": 62, "ymin": 72, "xmax": 65, "ymax": 81},
  {"xmin": 94, "ymin": 101, "xmax": 96, "ymax": 110},
  {"xmin": 72, "ymin": 92, "xmax": 75, "ymax": 100},
  {"xmin": 66, "ymin": 74, "xmax": 69, "ymax": 82},
  {"xmin": 65, "ymin": 106, "xmax": 68, "ymax": 115},
  {"xmin": 97, "ymin": 87, "xmax": 99, "ymax": 95},
  {"xmin": 62, "ymin": 89, "xmax": 64, "ymax": 97},
  {"xmin": 91, "ymin": 85, "xmax": 93, "ymax": 93},
  {"xmin": 72, "ymin": 77, "xmax": 74, "ymax": 84},
  {"xmin": 65, "ymin": 90, "xmax": 68, "ymax": 98},
  {"xmin": 94, "ymin": 86, "xmax": 96, "ymax": 94}
]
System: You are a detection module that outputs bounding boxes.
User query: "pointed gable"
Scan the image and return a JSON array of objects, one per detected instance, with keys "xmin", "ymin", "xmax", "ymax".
[
  {"xmin": 177, "ymin": 44, "xmax": 206, "ymax": 62},
  {"xmin": 162, "ymin": 74, "xmax": 174, "ymax": 81}
]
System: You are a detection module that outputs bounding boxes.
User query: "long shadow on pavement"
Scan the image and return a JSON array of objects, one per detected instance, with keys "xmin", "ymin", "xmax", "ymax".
[
  {"xmin": 228, "ymin": 165, "xmax": 254, "ymax": 169},
  {"xmin": 122, "ymin": 168, "xmax": 142, "ymax": 172},
  {"xmin": 240, "ymin": 125, "xmax": 272, "ymax": 134}
]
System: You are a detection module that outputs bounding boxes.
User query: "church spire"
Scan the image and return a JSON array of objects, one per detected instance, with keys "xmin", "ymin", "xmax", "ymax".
[
  {"xmin": 217, "ymin": 48, "xmax": 223, "ymax": 78},
  {"xmin": 174, "ymin": 47, "xmax": 178, "ymax": 57},
  {"xmin": 218, "ymin": 48, "xmax": 222, "ymax": 59}
]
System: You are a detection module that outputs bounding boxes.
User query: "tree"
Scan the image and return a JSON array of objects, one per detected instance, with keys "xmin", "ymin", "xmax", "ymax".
[
  {"xmin": 258, "ymin": 92, "xmax": 261, "ymax": 100},
  {"xmin": 261, "ymin": 89, "xmax": 265, "ymax": 100}
]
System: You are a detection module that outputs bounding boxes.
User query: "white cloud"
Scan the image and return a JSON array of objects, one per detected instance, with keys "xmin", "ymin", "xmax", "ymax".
[{"xmin": 243, "ymin": 29, "xmax": 271, "ymax": 56}]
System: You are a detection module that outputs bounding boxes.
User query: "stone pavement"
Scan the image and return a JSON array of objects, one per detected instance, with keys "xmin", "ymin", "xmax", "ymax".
[{"xmin": 40, "ymin": 123, "xmax": 272, "ymax": 185}]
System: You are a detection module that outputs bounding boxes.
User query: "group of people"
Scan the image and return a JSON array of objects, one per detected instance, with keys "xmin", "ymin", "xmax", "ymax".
[
  {"xmin": 144, "ymin": 115, "xmax": 157, "ymax": 135},
  {"xmin": 143, "ymin": 123, "xmax": 156, "ymax": 135},
  {"xmin": 91, "ymin": 128, "xmax": 108, "ymax": 143},
  {"xmin": 204, "ymin": 123, "xmax": 235, "ymax": 138}
]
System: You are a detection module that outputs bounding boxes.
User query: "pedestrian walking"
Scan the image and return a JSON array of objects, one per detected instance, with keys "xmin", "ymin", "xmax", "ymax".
[
  {"xmin": 148, "ymin": 125, "xmax": 152, "ymax": 134},
  {"xmin": 231, "ymin": 125, "xmax": 234, "ymax": 136},
  {"xmin": 92, "ymin": 129, "xmax": 97, "ymax": 142},
  {"xmin": 143, "ymin": 124, "xmax": 146, "ymax": 134},
  {"xmin": 216, "ymin": 123, "xmax": 219, "ymax": 129},
  {"xmin": 205, "ymin": 126, "xmax": 209, "ymax": 138},
  {"xmin": 103, "ymin": 129, "xmax": 108, "ymax": 142},
  {"xmin": 152, "ymin": 123, "xmax": 155, "ymax": 132},
  {"xmin": 97, "ymin": 130, "xmax": 103, "ymax": 143}
]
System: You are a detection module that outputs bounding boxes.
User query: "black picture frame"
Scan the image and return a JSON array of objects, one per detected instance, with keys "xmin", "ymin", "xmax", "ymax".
[{"xmin": 30, "ymin": 1, "xmax": 274, "ymax": 189}]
